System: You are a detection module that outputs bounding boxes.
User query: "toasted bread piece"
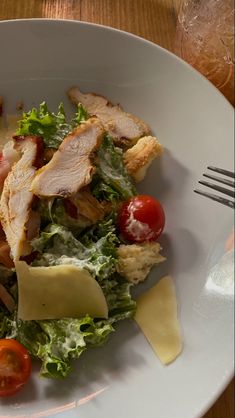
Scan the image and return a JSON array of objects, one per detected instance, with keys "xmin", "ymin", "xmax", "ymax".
[
  {"xmin": 124, "ymin": 136, "xmax": 163, "ymax": 182},
  {"xmin": 117, "ymin": 241, "xmax": 165, "ymax": 284}
]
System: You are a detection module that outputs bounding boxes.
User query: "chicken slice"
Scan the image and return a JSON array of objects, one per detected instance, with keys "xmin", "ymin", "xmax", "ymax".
[
  {"xmin": 0, "ymin": 136, "xmax": 43, "ymax": 261},
  {"xmin": 71, "ymin": 188, "xmax": 105, "ymax": 223},
  {"xmin": 0, "ymin": 222, "xmax": 14, "ymax": 267},
  {"xmin": 0, "ymin": 115, "xmax": 21, "ymax": 191},
  {"xmin": 0, "ymin": 283, "xmax": 15, "ymax": 312},
  {"xmin": 68, "ymin": 87, "xmax": 151, "ymax": 147},
  {"xmin": 0, "ymin": 153, "xmax": 11, "ymax": 192},
  {"xmin": 0, "ymin": 114, "xmax": 19, "ymax": 149},
  {"xmin": 124, "ymin": 136, "xmax": 163, "ymax": 182},
  {"xmin": 31, "ymin": 118, "xmax": 105, "ymax": 199},
  {"xmin": 0, "ymin": 141, "xmax": 20, "ymax": 192}
]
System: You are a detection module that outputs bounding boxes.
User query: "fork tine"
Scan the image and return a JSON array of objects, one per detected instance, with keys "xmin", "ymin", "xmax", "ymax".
[
  {"xmin": 194, "ymin": 189, "xmax": 235, "ymax": 209},
  {"xmin": 198, "ymin": 180, "xmax": 235, "ymax": 198},
  {"xmin": 208, "ymin": 166, "xmax": 235, "ymax": 179},
  {"xmin": 203, "ymin": 173, "xmax": 235, "ymax": 188}
]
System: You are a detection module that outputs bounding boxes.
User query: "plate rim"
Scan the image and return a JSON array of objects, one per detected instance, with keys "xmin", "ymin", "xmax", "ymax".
[{"xmin": 0, "ymin": 17, "xmax": 233, "ymax": 113}]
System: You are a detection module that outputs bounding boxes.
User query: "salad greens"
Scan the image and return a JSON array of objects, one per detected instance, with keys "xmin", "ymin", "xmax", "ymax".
[
  {"xmin": 0, "ymin": 101, "xmax": 137, "ymax": 379},
  {"xmin": 17, "ymin": 101, "xmax": 135, "ymax": 201},
  {"xmin": 92, "ymin": 134, "xmax": 137, "ymax": 201},
  {"xmin": 38, "ymin": 199, "xmax": 91, "ymax": 231},
  {"xmin": 1, "ymin": 218, "xmax": 135, "ymax": 378},
  {"xmin": 32, "ymin": 222, "xmax": 118, "ymax": 282},
  {"xmin": 4, "ymin": 315, "xmax": 114, "ymax": 378},
  {"xmin": 16, "ymin": 102, "xmax": 88, "ymax": 149}
]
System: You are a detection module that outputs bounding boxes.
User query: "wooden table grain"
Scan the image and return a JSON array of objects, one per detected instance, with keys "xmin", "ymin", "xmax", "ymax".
[{"xmin": 0, "ymin": 1, "xmax": 234, "ymax": 417}]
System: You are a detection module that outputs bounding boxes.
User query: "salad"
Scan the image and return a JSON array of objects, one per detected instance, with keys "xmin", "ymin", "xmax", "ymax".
[{"xmin": 0, "ymin": 88, "xmax": 165, "ymax": 396}]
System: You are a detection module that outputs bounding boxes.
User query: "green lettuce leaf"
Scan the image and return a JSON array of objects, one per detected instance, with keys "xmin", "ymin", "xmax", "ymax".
[
  {"xmin": 16, "ymin": 102, "xmax": 88, "ymax": 149},
  {"xmin": 0, "ymin": 313, "xmax": 14, "ymax": 338},
  {"xmin": 80, "ymin": 213, "xmax": 118, "ymax": 244},
  {"xmin": 6, "ymin": 316, "xmax": 114, "ymax": 378},
  {"xmin": 71, "ymin": 103, "xmax": 89, "ymax": 127},
  {"xmin": 32, "ymin": 223, "xmax": 118, "ymax": 281},
  {"xmin": 91, "ymin": 134, "xmax": 137, "ymax": 201},
  {"xmin": 1, "ymin": 217, "xmax": 136, "ymax": 379},
  {"xmin": 3, "ymin": 275, "xmax": 135, "ymax": 378},
  {"xmin": 38, "ymin": 199, "xmax": 91, "ymax": 231}
]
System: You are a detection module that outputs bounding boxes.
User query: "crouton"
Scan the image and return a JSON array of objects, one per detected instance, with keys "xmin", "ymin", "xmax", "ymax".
[
  {"xmin": 117, "ymin": 241, "xmax": 165, "ymax": 284},
  {"xmin": 124, "ymin": 136, "xmax": 163, "ymax": 182}
]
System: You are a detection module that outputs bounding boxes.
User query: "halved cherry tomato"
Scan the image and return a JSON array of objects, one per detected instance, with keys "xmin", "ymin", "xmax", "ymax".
[
  {"xmin": 118, "ymin": 194, "xmax": 165, "ymax": 243},
  {"xmin": 0, "ymin": 339, "xmax": 32, "ymax": 397}
]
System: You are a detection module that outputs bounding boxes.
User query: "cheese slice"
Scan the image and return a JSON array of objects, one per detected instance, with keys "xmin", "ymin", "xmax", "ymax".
[
  {"xmin": 16, "ymin": 261, "xmax": 108, "ymax": 320},
  {"xmin": 135, "ymin": 275, "xmax": 182, "ymax": 364}
]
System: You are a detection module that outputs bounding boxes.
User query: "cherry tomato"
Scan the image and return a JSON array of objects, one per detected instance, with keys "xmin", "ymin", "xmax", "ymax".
[
  {"xmin": 0, "ymin": 339, "xmax": 32, "ymax": 397},
  {"xmin": 118, "ymin": 194, "xmax": 165, "ymax": 243}
]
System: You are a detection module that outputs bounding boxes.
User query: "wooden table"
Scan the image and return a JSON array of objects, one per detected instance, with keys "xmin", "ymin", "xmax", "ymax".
[{"xmin": 0, "ymin": 1, "xmax": 234, "ymax": 417}]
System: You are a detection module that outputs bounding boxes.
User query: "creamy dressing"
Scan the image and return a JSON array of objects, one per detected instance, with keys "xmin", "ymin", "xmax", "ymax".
[{"xmin": 126, "ymin": 210, "xmax": 156, "ymax": 241}]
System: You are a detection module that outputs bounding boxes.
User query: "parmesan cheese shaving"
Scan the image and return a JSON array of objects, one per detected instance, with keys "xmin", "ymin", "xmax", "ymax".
[
  {"xmin": 16, "ymin": 261, "xmax": 108, "ymax": 320},
  {"xmin": 135, "ymin": 275, "xmax": 182, "ymax": 364}
]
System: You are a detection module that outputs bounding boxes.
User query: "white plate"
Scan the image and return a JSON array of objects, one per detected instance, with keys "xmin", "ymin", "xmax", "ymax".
[{"xmin": 0, "ymin": 19, "xmax": 234, "ymax": 418}]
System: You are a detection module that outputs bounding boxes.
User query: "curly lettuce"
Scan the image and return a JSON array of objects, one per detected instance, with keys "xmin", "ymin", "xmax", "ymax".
[
  {"xmin": 32, "ymin": 223, "xmax": 118, "ymax": 281},
  {"xmin": 16, "ymin": 102, "xmax": 88, "ymax": 149},
  {"xmin": 1, "ymin": 220, "xmax": 136, "ymax": 378},
  {"xmin": 92, "ymin": 134, "xmax": 137, "ymax": 201},
  {"xmin": 6, "ymin": 315, "xmax": 114, "ymax": 378}
]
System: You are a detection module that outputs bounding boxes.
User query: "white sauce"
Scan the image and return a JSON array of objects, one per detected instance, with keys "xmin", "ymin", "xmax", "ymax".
[{"xmin": 126, "ymin": 210, "xmax": 155, "ymax": 240}]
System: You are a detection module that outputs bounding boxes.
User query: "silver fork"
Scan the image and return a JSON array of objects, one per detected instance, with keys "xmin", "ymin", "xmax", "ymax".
[{"xmin": 194, "ymin": 166, "xmax": 235, "ymax": 209}]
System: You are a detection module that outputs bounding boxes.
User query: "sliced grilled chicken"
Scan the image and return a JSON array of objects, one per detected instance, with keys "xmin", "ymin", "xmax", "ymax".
[
  {"xmin": 0, "ymin": 114, "xmax": 19, "ymax": 149},
  {"xmin": 0, "ymin": 229, "xmax": 14, "ymax": 268},
  {"xmin": 0, "ymin": 115, "xmax": 21, "ymax": 190},
  {"xmin": 0, "ymin": 136, "xmax": 43, "ymax": 261},
  {"xmin": 25, "ymin": 210, "xmax": 41, "ymax": 241},
  {"xmin": 0, "ymin": 283, "xmax": 15, "ymax": 312},
  {"xmin": 2, "ymin": 140, "xmax": 20, "ymax": 166},
  {"xmin": 43, "ymin": 147, "xmax": 56, "ymax": 163},
  {"xmin": 68, "ymin": 87, "xmax": 151, "ymax": 147},
  {"xmin": 0, "ymin": 152, "xmax": 11, "ymax": 192},
  {"xmin": 0, "ymin": 141, "xmax": 20, "ymax": 191},
  {"xmin": 0, "ymin": 243, "xmax": 13, "ymax": 267},
  {"xmin": 71, "ymin": 188, "xmax": 105, "ymax": 223},
  {"xmin": 31, "ymin": 118, "xmax": 105, "ymax": 198},
  {"xmin": 124, "ymin": 136, "xmax": 163, "ymax": 182}
]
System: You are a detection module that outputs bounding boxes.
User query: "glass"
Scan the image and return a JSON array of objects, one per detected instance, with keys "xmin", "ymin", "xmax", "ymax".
[{"xmin": 174, "ymin": 0, "xmax": 234, "ymax": 105}]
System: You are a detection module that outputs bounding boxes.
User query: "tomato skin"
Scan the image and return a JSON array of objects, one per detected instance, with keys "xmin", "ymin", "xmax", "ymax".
[
  {"xmin": 0, "ymin": 339, "xmax": 32, "ymax": 397},
  {"xmin": 118, "ymin": 195, "xmax": 165, "ymax": 243}
]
